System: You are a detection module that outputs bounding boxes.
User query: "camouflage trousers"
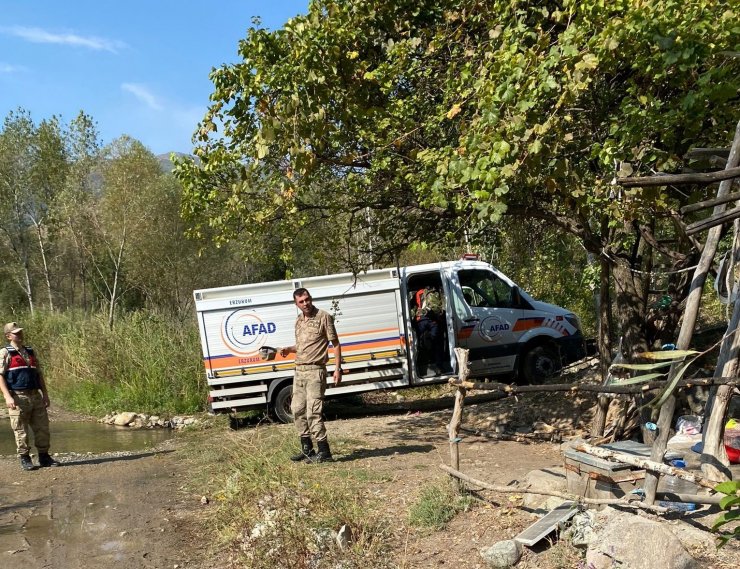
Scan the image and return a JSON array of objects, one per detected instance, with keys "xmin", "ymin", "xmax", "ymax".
[
  {"xmin": 8, "ymin": 389, "xmax": 51, "ymax": 457},
  {"xmin": 291, "ymin": 366, "xmax": 327, "ymax": 441}
]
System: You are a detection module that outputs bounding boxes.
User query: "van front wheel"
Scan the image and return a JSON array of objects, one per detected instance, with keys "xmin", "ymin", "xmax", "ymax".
[
  {"xmin": 272, "ymin": 384, "xmax": 294, "ymax": 423},
  {"xmin": 520, "ymin": 345, "xmax": 560, "ymax": 384}
]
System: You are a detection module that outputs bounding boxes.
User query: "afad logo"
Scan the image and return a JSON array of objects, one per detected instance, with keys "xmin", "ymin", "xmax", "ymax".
[
  {"xmin": 221, "ymin": 310, "xmax": 277, "ymax": 356},
  {"xmin": 478, "ymin": 315, "xmax": 511, "ymax": 343}
]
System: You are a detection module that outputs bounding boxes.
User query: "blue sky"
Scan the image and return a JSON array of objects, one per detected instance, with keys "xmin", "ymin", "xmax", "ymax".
[{"xmin": 0, "ymin": 1, "xmax": 309, "ymax": 155}]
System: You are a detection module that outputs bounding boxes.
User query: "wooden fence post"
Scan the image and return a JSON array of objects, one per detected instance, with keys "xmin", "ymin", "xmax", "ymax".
[{"xmin": 448, "ymin": 348, "xmax": 469, "ymax": 475}]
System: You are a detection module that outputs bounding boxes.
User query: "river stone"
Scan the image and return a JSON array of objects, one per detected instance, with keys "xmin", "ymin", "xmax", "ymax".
[
  {"xmin": 113, "ymin": 412, "xmax": 137, "ymax": 426},
  {"xmin": 586, "ymin": 508, "xmax": 698, "ymax": 569},
  {"xmin": 480, "ymin": 539, "xmax": 522, "ymax": 568}
]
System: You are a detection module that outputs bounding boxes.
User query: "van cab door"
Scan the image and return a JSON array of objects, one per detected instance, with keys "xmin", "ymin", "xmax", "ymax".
[{"xmin": 450, "ymin": 267, "xmax": 523, "ymax": 376}]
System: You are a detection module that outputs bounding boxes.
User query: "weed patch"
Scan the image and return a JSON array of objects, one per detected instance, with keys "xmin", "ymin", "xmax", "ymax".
[
  {"xmin": 183, "ymin": 425, "xmax": 395, "ymax": 568},
  {"xmin": 408, "ymin": 480, "xmax": 474, "ymax": 531}
]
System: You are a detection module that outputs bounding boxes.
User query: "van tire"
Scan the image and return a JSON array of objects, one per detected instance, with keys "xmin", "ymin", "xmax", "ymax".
[
  {"xmin": 520, "ymin": 345, "xmax": 560, "ymax": 384},
  {"xmin": 272, "ymin": 384, "xmax": 294, "ymax": 423}
]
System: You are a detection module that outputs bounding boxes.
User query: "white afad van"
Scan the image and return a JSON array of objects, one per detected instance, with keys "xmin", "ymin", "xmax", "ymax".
[{"xmin": 193, "ymin": 257, "xmax": 586, "ymax": 422}]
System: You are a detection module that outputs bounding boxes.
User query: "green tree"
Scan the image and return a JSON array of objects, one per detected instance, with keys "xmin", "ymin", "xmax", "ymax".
[
  {"xmin": 177, "ymin": 0, "xmax": 739, "ymax": 355},
  {"xmin": 56, "ymin": 111, "xmax": 103, "ymax": 312},
  {"xmin": 93, "ymin": 137, "xmax": 163, "ymax": 327}
]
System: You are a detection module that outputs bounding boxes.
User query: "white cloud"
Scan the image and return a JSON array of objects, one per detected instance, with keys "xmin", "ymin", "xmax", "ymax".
[
  {"xmin": 3, "ymin": 26, "xmax": 126, "ymax": 53},
  {"xmin": 121, "ymin": 83, "xmax": 163, "ymax": 111}
]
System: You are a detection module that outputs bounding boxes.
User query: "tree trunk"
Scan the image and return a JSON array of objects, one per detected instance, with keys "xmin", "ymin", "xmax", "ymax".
[
  {"xmin": 612, "ymin": 255, "xmax": 649, "ymax": 356},
  {"xmin": 22, "ymin": 256, "xmax": 34, "ymax": 316},
  {"xmin": 34, "ymin": 221, "xmax": 55, "ymax": 311},
  {"xmin": 591, "ymin": 253, "xmax": 613, "ymax": 437},
  {"xmin": 107, "ymin": 230, "xmax": 127, "ymax": 330},
  {"xmin": 643, "ymin": 120, "xmax": 740, "ymax": 504}
]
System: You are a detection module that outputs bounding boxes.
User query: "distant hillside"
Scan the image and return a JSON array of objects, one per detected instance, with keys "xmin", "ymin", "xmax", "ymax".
[{"xmin": 157, "ymin": 152, "xmax": 196, "ymax": 173}]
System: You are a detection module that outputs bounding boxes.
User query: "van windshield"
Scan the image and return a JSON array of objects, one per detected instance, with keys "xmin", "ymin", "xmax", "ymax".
[{"xmin": 459, "ymin": 269, "xmax": 515, "ymax": 308}]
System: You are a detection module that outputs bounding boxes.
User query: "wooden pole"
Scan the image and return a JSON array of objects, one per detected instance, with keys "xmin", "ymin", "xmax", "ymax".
[
  {"xmin": 448, "ymin": 348, "xmax": 469, "ymax": 474},
  {"xmin": 616, "ymin": 166, "xmax": 740, "ymax": 187},
  {"xmin": 574, "ymin": 442, "xmax": 718, "ymax": 489},
  {"xmin": 447, "ymin": 376, "xmax": 739, "ymax": 394},
  {"xmin": 439, "ymin": 464, "xmax": 669, "ymax": 514},
  {"xmin": 643, "ymin": 120, "xmax": 740, "ymax": 505}
]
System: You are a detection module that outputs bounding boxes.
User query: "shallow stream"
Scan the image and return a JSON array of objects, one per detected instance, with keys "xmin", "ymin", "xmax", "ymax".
[{"xmin": 0, "ymin": 420, "xmax": 174, "ymax": 455}]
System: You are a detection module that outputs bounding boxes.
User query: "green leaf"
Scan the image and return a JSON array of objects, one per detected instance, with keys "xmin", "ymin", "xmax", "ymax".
[
  {"xmin": 650, "ymin": 360, "xmax": 694, "ymax": 408},
  {"xmin": 719, "ymin": 495, "xmax": 740, "ymax": 510},
  {"xmin": 639, "ymin": 350, "xmax": 699, "ymax": 361},
  {"xmin": 714, "ymin": 481, "xmax": 740, "ymax": 495},
  {"xmin": 613, "ymin": 373, "xmax": 665, "ymax": 385},
  {"xmin": 712, "ymin": 509, "xmax": 740, "ymax": 530},
  {"xmin": 611, "ymin": 361, "xmax": 673, "ymax": 370}
]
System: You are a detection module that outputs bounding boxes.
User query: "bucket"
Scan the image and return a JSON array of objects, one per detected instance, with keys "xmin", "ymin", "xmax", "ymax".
[{"xmin": 725, "ymin": 427, "xmax": 740, "ymax": 464}]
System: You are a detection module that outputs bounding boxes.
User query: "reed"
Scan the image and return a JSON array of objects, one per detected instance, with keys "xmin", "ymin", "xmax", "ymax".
[{"xmin": 22, "ymin": 310, "xmax": 206, "ymax": 415}]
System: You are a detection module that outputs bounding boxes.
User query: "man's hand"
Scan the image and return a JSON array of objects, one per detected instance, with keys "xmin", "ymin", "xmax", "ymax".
[
  {"xmin": 333, "ymin": 369, "xmax": 342, "ymax": 386},
  {"xmin": 42, "ymin": 393, "xmax": 50, "ymax": 408},
  {"xmin": 4, "ymin": 394, "xmax": 15, "ymax": 410}
]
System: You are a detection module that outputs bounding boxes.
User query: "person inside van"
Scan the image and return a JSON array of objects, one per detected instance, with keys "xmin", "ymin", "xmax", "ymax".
[{"xmin": 413, "ymin": 286, "xmax": 446, "ymax": 376}]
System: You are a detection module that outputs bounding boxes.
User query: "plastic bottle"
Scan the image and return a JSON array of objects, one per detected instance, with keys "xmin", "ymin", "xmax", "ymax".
[{"xmin": 658, "ymin": 459, "xmax": 697, "ymax": 511}]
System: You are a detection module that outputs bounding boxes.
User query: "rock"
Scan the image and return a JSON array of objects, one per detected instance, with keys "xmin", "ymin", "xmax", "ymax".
[
  {"xmin": 480, "ymin": 539, "xmax": 522, "ymax": 568},
  {"xmin": 200, "ymin": 496, "xmax": 209, "ymax": 505},
  {"xmin": 520, "ymin": 467, "xmax": 567, "ymax": 510},
  {"xmin": 336, "ymin": 524, "xmax": 352, "ymax": 550},
  {"xmin": 563, "ymin": 511, "xmax": 596, "ymax": 548},
  {"xmin": 586, "ymin": 508, "xmax": 699, "ymax": 569},
  {"xmin": 113, "ymin": 412, "xmax": 137, "ymax": 426}
]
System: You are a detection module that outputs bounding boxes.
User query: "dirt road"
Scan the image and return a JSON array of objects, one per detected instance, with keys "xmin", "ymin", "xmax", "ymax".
[{"xmin": 0, "ymin": 440, "xmax": 204, "ymax": 569}]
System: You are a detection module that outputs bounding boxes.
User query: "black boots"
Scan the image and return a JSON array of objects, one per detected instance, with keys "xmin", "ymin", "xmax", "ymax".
[
  {"xmin": 307, "ymin": 439, "xmax": 333, "ymax": 463},
  {"xmin": 290, "ymin": 436, "xmax": 316, "ymax": 462},
  {"xmin": 291, "ymin": 437, "xmax": 333, "ymax": 463},
  {"xmin": 20, "ymin": 454, "xmax": 36, "ymax": 471},
  {"xmin": 39, "ymin": 453, "xmax": 59, "ymax": 467}
]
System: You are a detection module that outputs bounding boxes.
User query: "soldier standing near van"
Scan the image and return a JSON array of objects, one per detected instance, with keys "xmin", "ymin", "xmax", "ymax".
[
  {"xmin": 279, "ymin": 288, "xmax": 342, "ymax": 463},
  {"xmin": 0, "ymin": 322, "xmax": 58, "ymax": 471}
]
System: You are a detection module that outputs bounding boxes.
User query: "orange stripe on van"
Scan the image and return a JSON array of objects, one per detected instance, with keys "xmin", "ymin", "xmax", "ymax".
[
  {"xmin": 339, "ymin": 327, "xmax": 400, "ymax": 338},
  {"xmin": 205, "ymin": 337, "xmax": 404, "ymax": 372},
  {"xmin": 512, "ymin": 317, "xmax": 545, "ymax": 332}
]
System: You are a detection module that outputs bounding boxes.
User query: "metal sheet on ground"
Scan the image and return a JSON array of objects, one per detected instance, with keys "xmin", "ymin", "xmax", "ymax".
[{"xmin": 514, "ymin": 501, "xmax": 577, "ymax": 547}]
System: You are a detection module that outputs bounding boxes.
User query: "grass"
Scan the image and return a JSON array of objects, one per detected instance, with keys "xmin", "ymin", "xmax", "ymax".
[
  {"xmin": 22, "ymin": 310, "xmax": 206, "ymax": 416},
  {"xmin": 408, "ymin": 479, "xmax": 475, "ymax": 531},
  {"xmin": 182, "ymin": 424, "xmax": 396, "ymax": 569}
]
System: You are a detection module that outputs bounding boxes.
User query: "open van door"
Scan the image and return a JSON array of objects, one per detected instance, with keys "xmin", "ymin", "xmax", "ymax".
[{"xmin": 450, "ymin": 266, "xmax": 524, "ymax": 377}]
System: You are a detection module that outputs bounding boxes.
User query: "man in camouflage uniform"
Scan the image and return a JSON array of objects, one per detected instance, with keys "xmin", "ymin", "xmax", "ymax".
[
  {"xmin": 414, "ymin": 287, "xmax": 446, "ymax": 375},
  {"xmin": 279, "ymin": 288, "xmax": 342, "ymax": 463},
  {"xmin": 0, "ymin": 322, "xmax": 58, "ymax": 471}
]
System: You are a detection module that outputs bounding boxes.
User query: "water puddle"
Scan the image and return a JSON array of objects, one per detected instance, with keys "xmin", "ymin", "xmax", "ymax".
[{"xmin": 0, "ymin": 420, "xmax": 173, "ymax": 455}]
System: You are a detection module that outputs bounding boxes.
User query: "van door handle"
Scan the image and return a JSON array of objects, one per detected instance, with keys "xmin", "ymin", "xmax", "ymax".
[{"xmin": 464, "ymin": 317, "xmax": 480, "ymax": 323}]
